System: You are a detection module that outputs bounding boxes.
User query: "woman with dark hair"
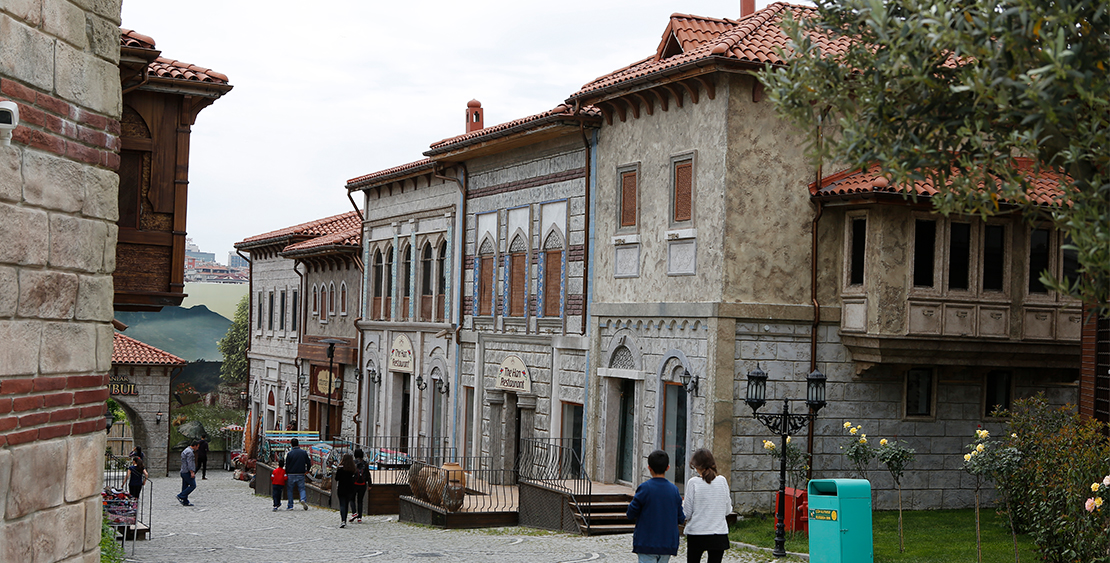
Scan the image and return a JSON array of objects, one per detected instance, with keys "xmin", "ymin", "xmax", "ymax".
[
  {"xmin": 127, "ymin": 456, "xmax": 148, "ymax": 499},
  {"xmin": 335, "ymin": 453, "xmax": 357, "ymax": 528},
  {"xmin": 682, "ymin": 448, "xmax": 732, "ymax": 563},
  {"xmin": 351, "ymin": 448, "xmax": 370, "ymax": 523}
]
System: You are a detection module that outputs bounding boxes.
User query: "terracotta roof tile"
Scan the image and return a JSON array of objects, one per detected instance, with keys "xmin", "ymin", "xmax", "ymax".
[
  {"xmin": 236, "ymin": 210, "xmax": 363, "ymax": 248},
  {"xmin": 346, "ymin": 158, "xmax": 435, "ymax": 190},
  {"xmin": 425, "ymin": 104, "xmax": 602, "ymax": 156},
  {"xmin": 571, "ymin": 3, "xmax": 851, "ymax": 100},
  {"xmin": 812, "ymin": 158, "xmax": 1067, "ymax": 205},
  {"xmin": 120, "ymin": 28, "xmax": 156, "ymax": 49},
  {"xmin": 112, "ymin": 332, "xmax": 186, "ymax": 366},
  {"xmin": 149, "ymin": 57, "xmax": 230, "ymax": 84},
  {"xmin": 281, "ymin": 225, "xmax": 362, "ymax": 255}
]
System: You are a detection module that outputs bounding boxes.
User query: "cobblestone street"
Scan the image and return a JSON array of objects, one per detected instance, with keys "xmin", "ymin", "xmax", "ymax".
[{"xmin": 120, "ymin": 475, "xmax": 788, "ymax": 563}]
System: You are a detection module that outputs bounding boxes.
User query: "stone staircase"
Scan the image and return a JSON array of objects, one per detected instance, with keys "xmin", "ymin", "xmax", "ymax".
[{"xmin": 573, "ymin": 492, "xmax": 636, "ymax": 536}]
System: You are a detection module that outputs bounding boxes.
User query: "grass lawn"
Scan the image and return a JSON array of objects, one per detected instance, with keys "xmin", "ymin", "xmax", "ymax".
[{"xmin": 730, "ymin": 508, "xmax": 1038, "ymax": 562}]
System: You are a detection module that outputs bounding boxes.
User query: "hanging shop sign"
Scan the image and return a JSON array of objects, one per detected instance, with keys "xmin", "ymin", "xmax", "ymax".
[
  {"xmin": 389, "ymin": 334, "xmax": 414, "ymax": 373},
  {"xmin": 109, "ymin": 372, "xmax": 138, "ymax": 396},
  {"xmin": 313, "ymin": 367, "xmax": 339, "ymax": 396},
  {"xmin": 496, "ymin": 355, "xmax": 531, "ymax": 393}
]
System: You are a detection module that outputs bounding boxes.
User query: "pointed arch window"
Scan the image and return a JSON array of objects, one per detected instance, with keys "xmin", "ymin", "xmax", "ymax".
[
  {"xmin": 372, "ymin": 249, "xmax": 384, "ymax": 320},
  {"xmin": 478, "ymin": 238, "xmax": 495, "ymax": 316},
  {"xmin": 437, "ymin": 241, "xmax": 448, "ymax": 321},
  {"xmin": 340, "ymin": 282, "xmax": 348, "ymax": 316},
  {"xmin": 384, "ymin": 246, "xmax": 394, "ymax": 319},
  {"xmin": 542, "ymin": 230, "xmax": 563, "ymax": 318},
  {"xmin": 421, "ymin": 242, "xmax": 434, "ymax": 321},
  {"xmin": 328, "ymin": 282, "xmax": 336, "ymax": 315},
  {"xmin": 401, "ymin": 245, "xmax": 413, "ymax": 319},
  {"xmin": 509, "ymin": 235, "xmax": 527, "ymax": 317},
  {"xmin": 319, "ymin": 285, "xmax": 328, "ymax": 323},
  {"xmin": 311, "ymin": 286, "xmax": 318, "ymax": 317}
]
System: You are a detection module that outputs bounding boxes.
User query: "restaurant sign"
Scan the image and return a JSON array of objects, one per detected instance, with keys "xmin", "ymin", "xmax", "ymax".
[
  {"xmin": 389, "ymin": 334, "xmax": 414, "ymax": 373},
  {"xmin": 495, "ymin": 355, "xmax": 531, "ymax": 393},
  {"xmin": 109, "ymin": 372, "xmax": 138, "ymax": 396}
]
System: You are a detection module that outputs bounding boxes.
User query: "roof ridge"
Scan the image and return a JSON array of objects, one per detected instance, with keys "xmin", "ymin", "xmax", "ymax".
[
  {"xmin": 710, "ymin": 2, "xmax": 794, "ymax": 55},
  {"xmin": 112, "ymin": 332, "xmax": 186, "ymax": 365}
]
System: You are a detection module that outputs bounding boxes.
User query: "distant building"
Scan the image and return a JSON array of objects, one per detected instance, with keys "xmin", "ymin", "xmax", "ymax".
[{"xmin": 228, "ymin": 252, "xmax": 250, "ymax": 269}]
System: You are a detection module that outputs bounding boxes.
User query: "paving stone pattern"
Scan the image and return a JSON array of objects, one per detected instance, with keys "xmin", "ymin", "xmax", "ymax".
[{"xmin": 127, "ymin": 475, "xmax": 780, "ymax": 563}]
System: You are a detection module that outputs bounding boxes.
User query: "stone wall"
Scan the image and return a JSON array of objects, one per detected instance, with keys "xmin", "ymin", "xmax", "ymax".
[
  {"xmin": 0, "ymin": 0, "xmax": 124, "ymax": 561},
  {"xmin": 111, "ymin": 364, "xmax": 173, "ymax": 476}
]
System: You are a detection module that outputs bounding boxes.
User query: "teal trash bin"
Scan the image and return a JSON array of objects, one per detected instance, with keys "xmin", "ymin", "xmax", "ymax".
[{"xmin": 807, "ymin": 479, "xmax": 873, "ymax": 563}]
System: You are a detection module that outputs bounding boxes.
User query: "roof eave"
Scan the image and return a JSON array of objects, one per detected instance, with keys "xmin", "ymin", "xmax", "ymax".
[
  {"xmin": 346, "ymin": 161, "xmax": 438, "ymax": 192},
  {"xmin": 280, "ymin": 244, "xmax": 360, "ymax": 259},
  {"xmin": 424, "ymin": 116, "xmax": 602, "ymax": 160},
  {"xmin": 566, "ymin": 56, "xmax": 764, "ymax": 105},
  {"xmin": 139, "ymin": 76, "xmax": 233, "ymax": 99}
]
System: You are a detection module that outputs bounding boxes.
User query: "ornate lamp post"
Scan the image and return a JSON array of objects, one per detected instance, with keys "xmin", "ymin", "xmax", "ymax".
[
  {"xmin": 320, "ymin": 338, "xmax": 345, "ymax": 442},
  {"xmin": 745, "ymin": 365, "xmax": 826, "ymax": 557}
]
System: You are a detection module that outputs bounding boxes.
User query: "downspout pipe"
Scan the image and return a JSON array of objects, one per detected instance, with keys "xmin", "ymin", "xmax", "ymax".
[
  {"xmin": 347, "ymin": 190, "xmax": 364, "ymax": 221},
  {"xmin": 806, "ymin": 110, "xmax": 827, "ymax": 481},
  {"xmin": 353, "ymin": 316, "xmax": 363, "ymax": 444},
  {"xmin": 434, "ymin": 164, "xmax": 467, "ymax": 454},
  {"xmin": 293, "ymin": 259, "xmax": 306, "ymax": 432},
  {"xmin": 577, "ymin": 110, "xmax": 593, "ymax": 336}
]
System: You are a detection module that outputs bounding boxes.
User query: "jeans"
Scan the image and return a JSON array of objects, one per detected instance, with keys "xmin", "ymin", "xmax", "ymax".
[
  {"xmin": 638, "ymin": 555, "xmax": 671, "ymax": 563},
  {"xmin": 338, "ymin": 493, "xmax": 354, "ymax": 523},
  {"xmin": 353, "ymin": 484, "xmax": 366, "ymax": 516},
  {"xmin": 272, "ymin": 484, "xmax": 284, "ymax": 508},
  {"xmin": 179, "ymin": 473, "xmax": 196, "ymax": 501},
  {"xmin": 286, "ymin": 474, "xmax": 306, "ymax": 508},
  {"xmin": 197, "ymin": 457, "xmax": 207, "ymax": 479}
]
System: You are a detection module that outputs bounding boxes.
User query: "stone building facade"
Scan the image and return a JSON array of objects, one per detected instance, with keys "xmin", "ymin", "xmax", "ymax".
[
  {"xmin": 424, "ymin": 103, "xmax": 603, "ymax": 468},
  {"xmin": 346, "ymin": 159, "xmax": 458, "ymax": 450},
  {"xmin": 109, "ymin": 332, "xmax": 185, "ymax": 476},
  {"xmin": 1, "ymin": 0, "xmax": 125, "ymax": 560}
]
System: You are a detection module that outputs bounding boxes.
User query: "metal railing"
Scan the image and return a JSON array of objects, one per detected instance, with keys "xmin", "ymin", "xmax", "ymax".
[
  {"xmin": 517, "ymin": 437, "xmax": 593, "ymax": 534},
  {"xmin": 331, "ymin": 435, "xmax": 458, "ymax": 484},
  {"xmin": 401, "ymin": 459, "xmax": 517, "ymax": 514},
  {"xmin": 102, "ymin": 454, "xmax": 153, "ymax": 555}
]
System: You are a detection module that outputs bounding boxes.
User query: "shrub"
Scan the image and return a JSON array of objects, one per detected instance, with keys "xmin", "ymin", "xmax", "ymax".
[
  {"xmin": 762, "ymin": 435, "xmax": 810, "ymax": 493},
  {"xmin": 839, "ymin": 421, "xmax": 876, "ymax": 479}
]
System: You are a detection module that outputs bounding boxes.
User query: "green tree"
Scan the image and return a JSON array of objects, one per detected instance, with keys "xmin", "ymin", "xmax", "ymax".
[
  {"xmin": 762, "ymin": 0, "xmax": 1109, "ymax": 311},
  {"xmin": 217, "ymin": 295, "xmax": 249, "ymax": 382}
]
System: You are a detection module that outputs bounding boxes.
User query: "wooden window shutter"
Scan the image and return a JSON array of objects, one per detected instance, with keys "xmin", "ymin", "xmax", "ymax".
[
  {"xmin": 510, "ymin": 253, "xmax": 526, "ymax": 317},
  {"xmin": 479, "ymin": 257, "xmax": 493, "ymax": 316},
  {"xmin": 545, "ymin": 251, "xmax": 561, "ymax": 317},
  {"xmin": 620, "ymin": 171, "xmax": 637, "ymax": 227},
  {"xmin": 674, "ymin": 161, "xmax": 692, "ymax": 222}
]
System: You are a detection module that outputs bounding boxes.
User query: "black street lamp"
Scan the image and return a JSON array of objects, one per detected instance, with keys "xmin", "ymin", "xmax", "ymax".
[
  {"xmin": 320, "ymin": 338, "xmax": 345, "ymax": 442},
  {"xmin": 744, "ymin": 365, "xmax": 827, "ymax": 557}
]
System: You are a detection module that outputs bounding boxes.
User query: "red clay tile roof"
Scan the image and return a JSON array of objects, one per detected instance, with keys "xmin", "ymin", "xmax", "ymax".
[
  {"xmin": 281, "ymin": 225, "xmax": 362, "ymax": 255},
  {"xmin": 120, "ymin": 29, "xmax": 156, "ymax": 49},
  {"xmin": 346, "ymin": 158, "xmax": 436, "ymax": 190},
  {"xmin": 112, "ymin": 332, "xmax": 186, "ymax": 366},
  {"xmin": 424, "ymin": 104, "xmax": 602, "ymax": 156},
  {"xmin": 149, "ymin": 57, "xmax": 230, "ymax": 85},
  {"xmin": 812, "ymin": 158, "xmax": 1067, "ymax": 206},
  {"xmin": 570, "ymin": 3, "xmax": 851, "ymax": 101},
  {"xmin": 236, "ymin": 210, "xmax": 363, "ymax": 249}
]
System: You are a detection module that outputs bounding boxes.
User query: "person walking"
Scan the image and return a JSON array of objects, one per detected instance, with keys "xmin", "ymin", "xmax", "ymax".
[
  {"xmin": 335, "ymin": 453, "xmax": 357, "ymax": 528},
  {"xmin": 626, "ymin": 450, "xmax": 686, "ymax": 563},
  {"xmin": 127, "ymin": 456, "xmax": 148, "ymax": 499},
  {"xmin": 682, "ymin": 449, "xmax": 732, "ymax": 563},
  {"xmin": 270, "ymin": 458, "xmax": 288, "ymax": 511},
  {"xmin": 197, "ymin": 435, "xmax": 209, "ymax": 480},
  {"xmin": 351, "ymin": 448, "xmax": 370, "ymax": 522},
  {"xmin": 129, "ymin": 445, "xmax": 144, "ymax": 461},
  {"xmin": 177, "ymin": 440, "xmax": 198, "ymax": 506},
  {"xmin": 284, "ymin": 438, "xmax": 312, "ymax": 510}
]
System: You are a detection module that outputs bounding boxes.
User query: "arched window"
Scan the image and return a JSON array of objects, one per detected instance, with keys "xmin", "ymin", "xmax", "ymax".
[
  {"xmin": 384, "ymin": 246, "xmax": 394, "ymax": 319},
  {"xmin": 543, "ymin": 230, "xmax": 563, "ymax": 318},
  {"xmin": 509, "ymin": 235, "xmax": 527, "ymax": 317},
  {"xmin": 319, "ymin": 285, "xmax": 327, "ymax": 322},
  {"xmin": 372, "ymin": 249, "xmax": 384, "ymax": 320},
  {"xmin": 420, "ymin": 242, "xmax": 433, "ymax": 321},
  {"xmin": 401, "ymin": 245, "xmax": 413, "ymax": 319},
  {"xmin": 312, "ymin": 286, "xmax": 318, "ymax": 316},
  {"xmin": 437, "ymin": 241, "xmax": 448, "ymax": 320},
  {"xmin": 340, "ymin": 282, "xmax": 347, "ymax": 315},
  {"xmin": 328, "ymin": 282, "xmax": 336, "ymax": 314},
  {"xmin": 478, "ymin": 238, "xmax": 495, "ymax": 316}
]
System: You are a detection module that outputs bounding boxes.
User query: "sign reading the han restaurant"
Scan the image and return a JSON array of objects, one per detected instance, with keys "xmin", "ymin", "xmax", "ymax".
[
  {"xmin": 496, "ymin": 355, "xmax": 531, "ymax": 393},
  {"xmin": 389, "ymin": 334, "xmax": 414, "ymax": 373}
]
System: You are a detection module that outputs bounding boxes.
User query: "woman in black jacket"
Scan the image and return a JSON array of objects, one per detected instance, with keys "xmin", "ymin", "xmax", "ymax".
[{"xmin": 335, "ymin": 453, "xmax": 357, "ymax": 528}]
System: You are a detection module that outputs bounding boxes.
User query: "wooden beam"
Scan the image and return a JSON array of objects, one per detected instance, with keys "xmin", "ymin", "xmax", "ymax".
[
  {"xmin": 679, "ymin": 79, "xmax": 699, "ymax": 104},
  {"xmin": 599, "ymin": 103, "xmax": 613, "ymax": 126},
  {"xmin": 622, "ymin": 96, "xmax": 640, "ymax": 120},
  {"xmin": 649, "ymin": 87, "xmax": 668, "ymax": 112},
  {"xmin": 695, "ymin": 76, "xmax": 716, "ymax": 100},
  {"xmin": 753, "ymin": 80, "xmax": 764, "ymax": 103},
  {"xmin": 632, "ymin": 92, "xmax": 653, "ymax": 116},
  {"xmin": 663, "ymin": 84, "xmax": 684, "ymax": 108}
]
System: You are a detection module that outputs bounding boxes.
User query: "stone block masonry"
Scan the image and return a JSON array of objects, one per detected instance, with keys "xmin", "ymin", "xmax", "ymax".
[{"xmin": 1, "ymin": 1, "xmax": 124, "ymax": 561}]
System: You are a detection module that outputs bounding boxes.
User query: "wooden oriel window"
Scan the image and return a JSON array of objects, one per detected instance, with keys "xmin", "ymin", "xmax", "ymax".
[
  {"xmin": 620, "ymin": 170, "xmax": 637, "ymax": 228},
  {"xmin": 673, "ymin": 160, "xmax": 692, "ymax": 223}
]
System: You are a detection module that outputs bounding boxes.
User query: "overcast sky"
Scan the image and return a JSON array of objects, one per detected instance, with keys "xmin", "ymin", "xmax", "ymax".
[{"xmin": 121, "ymin": 0, "xmax": 782, "ymax": 263}]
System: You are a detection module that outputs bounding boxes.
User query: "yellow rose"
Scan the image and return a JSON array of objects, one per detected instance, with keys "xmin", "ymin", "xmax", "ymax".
[
  {"xmin": 861, "ymin": 434, "xmax": 867, "ymax": 439},
  {"xmin": 786, "ymin": 436, "xmax": 792, "ymax": 444},
  {"xmin": 843, "ymin": 421, "xmax": 852, "ymax": 429},
  {"xmin": 859, "ymin": 437, "xmax": 867, "ymax": 444},
  {"xmin": 976, "ymin": 429, "xmax": 989, "ymax": 439},
  {"xmin": 976, "ymin": 444, "xmax": 985, "ymax": 452},
  {"xmin": 850, "ymin": 427, "xmax": 858, "ymax": 435},
  {"xmin": 880, "ymin": 439, "xmax": 888, "ymax": 446},
  {"xmin": 1093, "ymin": 482, "xmax": 1101, "ymax": 493},
  {"xmin": 971, "ymin": 450, "xmax": 978, "ymax": 456},
  {"xmin": 964, "ymin": 454, "xmax": 972, "ymax": 462},
  {"xmin": 1096, "ymin": 497, "xmax": 1105, "ymax": 509}
]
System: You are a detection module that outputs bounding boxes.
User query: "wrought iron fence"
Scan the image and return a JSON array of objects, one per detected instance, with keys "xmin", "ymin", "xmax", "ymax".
[
  {"xmin": 401, "ymin": 459, "xmax": 517, "ymax": 513},
  {"xmin": 518, "ymin": 437, "xmax": 593, "ymax": 533},
  {"xmin": 331, "ymin": 435, "xmax": 458, "ymax": 484},
  {"xmin": 101, "ymin": 454, "xmax": 153, "ymax": 554}
]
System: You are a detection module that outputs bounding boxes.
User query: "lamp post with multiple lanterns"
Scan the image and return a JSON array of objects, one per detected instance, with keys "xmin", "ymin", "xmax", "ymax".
[
  {"xmin": 744, "ymin": 365, "xmax": 826, "ymax": 558},
  {"xmin": 319, "ymin": 339, "xmax": 345, "ymax": 442}
]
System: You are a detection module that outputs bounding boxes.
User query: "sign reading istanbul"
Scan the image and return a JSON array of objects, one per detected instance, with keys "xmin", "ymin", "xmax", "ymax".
[
  {"xmin": 109, "ymin": 372, "xmax": 138, "ymax": 396},
  {"xmin": 495, "ymin": 355, "xmax": 531, "ymax": 393},
  {"xmin": 389, "ymin": 334, "xmax": 414, "ymax": 373}
]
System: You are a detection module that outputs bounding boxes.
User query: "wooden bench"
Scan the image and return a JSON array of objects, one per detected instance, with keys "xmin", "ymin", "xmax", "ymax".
[{"xmin": 264, "ymin": 431, "xmax": 321, "ymax": 442}]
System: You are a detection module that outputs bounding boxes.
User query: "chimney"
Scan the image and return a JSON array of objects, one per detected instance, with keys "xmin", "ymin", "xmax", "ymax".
[
  {"xmin": 741, "ymin": 0, "xmax": 755, "ymax": 18},
  {"xmin": 466, "ymin": 99, "xmax": 483, "ymax": 133}
]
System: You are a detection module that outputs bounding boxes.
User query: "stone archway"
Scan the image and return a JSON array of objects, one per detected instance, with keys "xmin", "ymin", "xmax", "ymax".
[{"xmin": 111, "ymin": 332, "xmax": 184, "ymax": 476}]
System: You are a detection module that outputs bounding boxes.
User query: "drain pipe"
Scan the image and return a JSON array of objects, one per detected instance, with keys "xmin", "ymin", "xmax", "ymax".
[
  {"xmin": 353, "ymin": 316, "xmax": 363, "ymax": 444},
  {"xmin": 293, "ymin": 259, "xmax": 306, "ymax": 432},
  {"xmin": 577, "ymin": 108, "xmax": 593, "ymax": 336},
  {"xmin": 434, "ymin": 163, "xmax": 467, "ymax": 454},
  {"xmin": 806, "ymin": 110, "xmax": 828, "ymax": 480}
]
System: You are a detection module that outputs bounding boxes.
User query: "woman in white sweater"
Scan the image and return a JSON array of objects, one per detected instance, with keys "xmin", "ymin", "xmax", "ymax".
[{"xmin": 682, "ymin": 448, "xmax": 732, "ymax": 563}]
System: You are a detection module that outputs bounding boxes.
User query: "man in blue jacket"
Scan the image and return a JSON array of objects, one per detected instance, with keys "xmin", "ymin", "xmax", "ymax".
[
  {"xmin": 284, "ymin": 438, "xmax": 312, "ymax": 510},
  {"xmin": 626, "ymin": 450, "xmax": 686, "ymax": 562}
]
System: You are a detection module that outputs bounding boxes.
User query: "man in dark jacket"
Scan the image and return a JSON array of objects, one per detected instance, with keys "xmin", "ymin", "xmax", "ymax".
[
  {"xmin": 284, "ymin": 438, "xmax": 312, "ymax": 510},
  {"xmin": 626, "ymin": 450, "xmax": 685, "ymax": 562},
  {"xmin": 196, "ymin": 435, "xmax": 209, "ymax": 480}
]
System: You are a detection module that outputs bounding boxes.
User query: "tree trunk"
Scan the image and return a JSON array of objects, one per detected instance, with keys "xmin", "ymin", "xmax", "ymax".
[
  {"xmin": 975, "ymin": 487, "xmax": 982, "ymax": 563},
  {"xmin": 897, "ymin": 484, "xmax": 905, "ymax": 553}
]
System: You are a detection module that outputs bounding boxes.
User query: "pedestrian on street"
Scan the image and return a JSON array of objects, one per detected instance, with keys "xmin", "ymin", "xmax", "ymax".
[
  {"xmin": 335, "ymin": 453, "xmax": 357, "ymax": 528},
  {"xmin": 626, "ymin": 450, "xmax": 686, "ymax": 563},
  {"xmin": 351, "ymin": 448, "xmax": 370, "ymax": 522},
  {"xmin": 197, "ymin": 435, "xmax": 209, "ymax": 480},
  {"xmin": 271, "ymin": 458, "xmax": 288, "ymax": 511},
  {"xmin": 284, "ymin": 438, "xmax": 312, "ymax": 510},
  {"xmin": 177, "ymin": 440, "xmax": 198, "ymax": 506},
  {"xmin": 682, "ymin": 448, "xmax": 732, "ymax": 563},
  {"xmin": 129, "ymin": 445, "xmax": 144, "ymax": 461},
  {"xmin": 127, "ymin": 456, "xmax": 148, "ymax": 499}
]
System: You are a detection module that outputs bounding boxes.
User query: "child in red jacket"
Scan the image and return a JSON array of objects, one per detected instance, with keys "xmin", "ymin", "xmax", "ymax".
[{"xmin": 271, "ymin": 459, "xmax": 288, "ymax": 511}]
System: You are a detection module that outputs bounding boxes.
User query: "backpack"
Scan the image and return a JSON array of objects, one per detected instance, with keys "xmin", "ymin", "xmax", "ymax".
[{"xmin": 352, "ymin": 461, "xmax": 367, "ymax": 486}]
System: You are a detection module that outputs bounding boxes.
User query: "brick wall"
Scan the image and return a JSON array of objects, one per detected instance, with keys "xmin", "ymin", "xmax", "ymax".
[{"xmin": 1, "ymin": 1, "xmax": 123, "ymax": 561}]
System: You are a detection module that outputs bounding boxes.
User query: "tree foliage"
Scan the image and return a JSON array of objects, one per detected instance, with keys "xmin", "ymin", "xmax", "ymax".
[
  {"xmin": 217, "ymin": 294, "xmax": 249, "ymax": 382},
  {"xmin": 762, "ymin": 0, "xmax": 1109, "ymax": 312}
]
